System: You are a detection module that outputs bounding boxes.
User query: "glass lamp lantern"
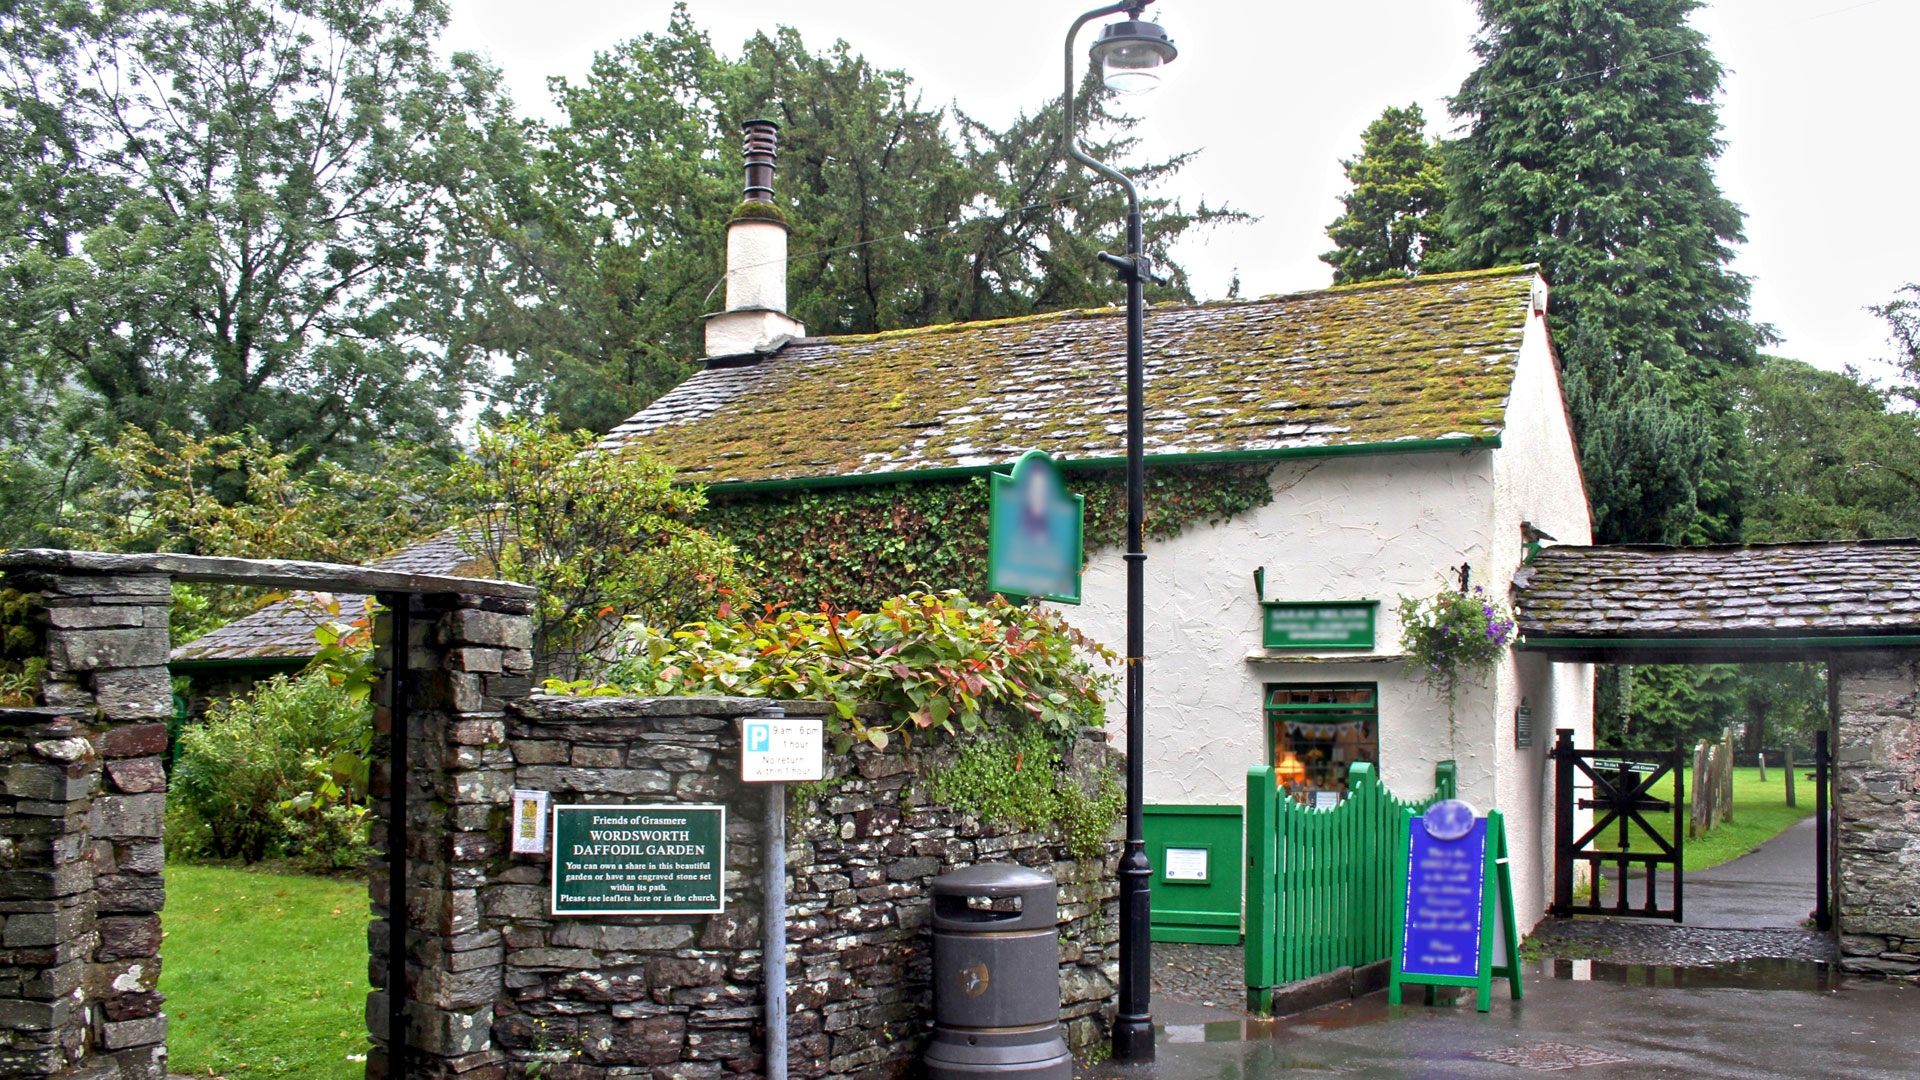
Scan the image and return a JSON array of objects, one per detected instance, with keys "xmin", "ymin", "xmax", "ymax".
[{"xmin": 1089, "ymin": 18, "xmax": 1178, "ymax": 94}]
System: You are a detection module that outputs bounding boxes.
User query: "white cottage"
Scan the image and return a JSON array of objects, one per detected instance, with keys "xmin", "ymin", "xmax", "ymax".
[{"xmin": 595, "ymin": 173, "xmax": 1595, "ymax": 939}]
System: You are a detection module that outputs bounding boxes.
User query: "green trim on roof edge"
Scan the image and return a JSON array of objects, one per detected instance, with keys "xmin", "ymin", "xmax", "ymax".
[{"xmin": 702, "ymin": 435, "xmax": 1500, "ymax": 496}]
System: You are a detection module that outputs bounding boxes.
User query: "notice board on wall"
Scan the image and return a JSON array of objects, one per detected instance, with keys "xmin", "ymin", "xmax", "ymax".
[
  {"xmin": 1387, "ymin": 803, "xmax": 1521, "ymax": 1012},
  {"xmin": 550, "ymin": 804, "xmax": 726, "ymax": 916}
]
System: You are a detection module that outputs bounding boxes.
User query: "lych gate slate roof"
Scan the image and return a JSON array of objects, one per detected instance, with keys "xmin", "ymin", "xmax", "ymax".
[
  {"xmin": 1514, "ymin": 540, "xmax": 1920, "ymax": 640},
  {"xmin": 170, "ymin": 529, "xmax": 486, "ymax": 663},
  {"xmin": 600, "ymin": 267, "xmax": 1541, "ymax": 486}
]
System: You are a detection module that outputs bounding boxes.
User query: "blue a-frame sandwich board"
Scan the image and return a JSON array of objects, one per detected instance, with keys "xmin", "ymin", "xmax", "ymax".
[{"xmin": 1387, "ymin": 807, "xmax": 1523, "ymax": 1012}]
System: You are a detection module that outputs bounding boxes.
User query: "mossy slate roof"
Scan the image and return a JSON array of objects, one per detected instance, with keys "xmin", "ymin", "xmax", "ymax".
[
  {"xmin": 1515, "ymin": 540, "xmax": 1920, "ymax": 639},
  {"xmin": 170, "ymin": 529, "xmax": 485, "ymax": 663},
  {"xmin": 599, "ymin": 267, "xmax": 1541, "ymax": 485}
]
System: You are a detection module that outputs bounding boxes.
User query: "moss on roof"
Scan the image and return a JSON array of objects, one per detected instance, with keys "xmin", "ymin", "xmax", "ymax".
[{"xmin": 601, "ymin": 266, "xmax": 1541, "ymax": 486}]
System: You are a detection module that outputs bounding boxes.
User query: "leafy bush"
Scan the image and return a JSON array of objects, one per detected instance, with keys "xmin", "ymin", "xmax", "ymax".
[
  {"xmin": 925, "ymin": 724, "xmax": 1122, "ymax": 862},
  {"xmin": 582, "ymin": 590, "xmax": 1118, "ymax": 751},
  {"xmin": 449, "ymin": 419, "xmax": 749, "ymax": 677},
  {"xmin": 170, "ymin": 672, "xmax": 372, "ymax": 868}
]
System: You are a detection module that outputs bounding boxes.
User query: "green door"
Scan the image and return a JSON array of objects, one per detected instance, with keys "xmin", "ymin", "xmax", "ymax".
[{"xmin": 1144, "ymin": 804, "xmax": 1243, "ymax": 944}]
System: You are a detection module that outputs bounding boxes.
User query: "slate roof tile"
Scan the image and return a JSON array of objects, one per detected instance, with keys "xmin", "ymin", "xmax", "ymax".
[
  {"xmin": 598, "ymin": 267, "xmax": 1539, "ymax": 485},
  {"xmin": 1515, "ymin": 540, "xmax": 1920, "ymax": 638},
  {"xmin": 169, "ymin": 529, "xmax": 487, "ymax": 663}
]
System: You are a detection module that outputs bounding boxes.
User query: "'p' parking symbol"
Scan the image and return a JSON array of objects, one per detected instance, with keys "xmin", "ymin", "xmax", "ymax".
[{"xmin": 746, "ymin": 723, "xmax": 770, "ymax": 752}]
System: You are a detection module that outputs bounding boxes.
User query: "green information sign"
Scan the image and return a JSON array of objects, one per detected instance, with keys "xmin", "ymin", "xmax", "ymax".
[
  {"xmin": 550, "ymin": 804, "xmax": 726, "ymax": 916},
  {"xmin": 988, "ymin": 450, "xmax": 1084, "ymax": 604},
  {"xmin": 1261, "ymin": 601, "xmax": 1378, "ymax": 649}
]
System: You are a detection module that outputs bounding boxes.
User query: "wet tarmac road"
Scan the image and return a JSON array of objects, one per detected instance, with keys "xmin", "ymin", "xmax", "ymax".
[{"xmin": 1089, "ymin": 959, "xmax": 1916, "ymax": 1080}]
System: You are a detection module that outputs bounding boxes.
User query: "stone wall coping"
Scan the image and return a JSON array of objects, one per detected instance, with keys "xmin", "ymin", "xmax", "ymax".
[
  {"xmin": 0, "ymin": 707, "xmax": 85, "ymax": 725},
  {"xmin": 0, "ymin": 547, "xmax": 537, "ymax": 599},
  {"xmin": 511, "ymin": 694, "xmax": 837, "ymax": 720}
]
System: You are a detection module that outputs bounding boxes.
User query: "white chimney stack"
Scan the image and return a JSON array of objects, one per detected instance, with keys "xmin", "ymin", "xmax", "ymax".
[{"xmin": 704, "ymin": 119, "xmax": 806, "ymax": 358}]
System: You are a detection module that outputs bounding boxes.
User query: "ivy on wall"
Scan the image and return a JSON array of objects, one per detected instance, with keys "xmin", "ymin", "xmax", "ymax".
[{"xmin": 698, "ymin": 463, "xmax": 1278, "ymax": 611}]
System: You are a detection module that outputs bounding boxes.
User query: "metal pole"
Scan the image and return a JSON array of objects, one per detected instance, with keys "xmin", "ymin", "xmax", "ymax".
[
  {"xmin": 1815, "ymin": 726, "xmax": 1832, "ymax": 933},
  {"xmin": 764, "ymin": 779, "xmax": 788, "ymax": 1080},
  {"xmin": 382, "ymin": 593, "xmax": 410, "ymax": 1080},
  {"xmin": 1061, "ymin": 1, "xmax": 1157, "ymax": 1060}
]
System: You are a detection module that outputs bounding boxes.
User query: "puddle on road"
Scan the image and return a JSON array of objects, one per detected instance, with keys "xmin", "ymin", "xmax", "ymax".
[
  {"xmin": 1161, "ymin": 959, "xmax": 1841, "ymax": 1046},
  {"xmin": 1546, "ymin": 956, "xmax": 1840, "ymax": 991}
]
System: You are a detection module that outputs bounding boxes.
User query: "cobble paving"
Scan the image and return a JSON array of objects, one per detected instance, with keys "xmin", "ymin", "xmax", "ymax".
[
  {"xmin": 1154, "ymin": 942, "xmax": 1250, "ymax": 1012},
  {"xmin": 1527, "ymin": 918, "xmax": 1837, "ymax": 966}
]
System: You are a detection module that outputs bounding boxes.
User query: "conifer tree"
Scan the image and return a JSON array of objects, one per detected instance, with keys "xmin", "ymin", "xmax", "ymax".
[
  {"xmin": 1321, "ymin": 104, "xmax": 1452, "ymax": 284},
  {"xmin": 1559, "ymin": 315, "xmax": 1715, "ymax": 544},
  {"xmin": 1447, "ymin": 0, "xmax": 1760, "ymax": 381}
]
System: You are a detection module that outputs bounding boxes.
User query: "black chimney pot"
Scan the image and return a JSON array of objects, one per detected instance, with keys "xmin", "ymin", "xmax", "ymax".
[{"xmin": 742, "ymin": 119, "xmax": 778, "ymax": 204}]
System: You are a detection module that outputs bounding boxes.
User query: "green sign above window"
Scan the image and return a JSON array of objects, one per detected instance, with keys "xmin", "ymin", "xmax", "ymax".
[
  {"xmin": 987, "ymin": 450, "xmax": 1084, "ymax": 604},
  {"xmin": 1261, "ymin": 601, "xmax": 1378, "ymax": 650},
  {"xmin": 550, "ymin": 804, "xmax": 726, "ymax": 916}
]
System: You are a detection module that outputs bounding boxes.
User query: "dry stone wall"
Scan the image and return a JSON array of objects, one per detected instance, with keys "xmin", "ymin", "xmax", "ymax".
[
  {"xmin": 1832, "ymin": 651, "xmax": 1920, "ymax": 977},
  {"xmin": 480, "ymin": 696, "xmax": 1119, "ymax": 1080}
]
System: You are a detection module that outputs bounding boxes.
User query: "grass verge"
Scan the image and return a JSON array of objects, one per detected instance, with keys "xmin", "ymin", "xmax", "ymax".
[
  {"xmin": 1594, "ymin": 764, "xmax": 1815, "ymax": 872},
  {"xmin": 160, "ymin": 863, "xmax": 369, "ymax": 1079}
]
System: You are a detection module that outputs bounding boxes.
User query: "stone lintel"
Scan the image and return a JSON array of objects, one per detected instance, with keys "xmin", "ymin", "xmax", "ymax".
[{"xmin": 0, "ymin": 548, "xmax": 536, "ymax": 601}]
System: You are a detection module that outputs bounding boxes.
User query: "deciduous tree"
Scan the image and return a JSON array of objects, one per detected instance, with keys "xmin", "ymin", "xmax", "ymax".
[{"xmin": 0, "ymin": 0, "xmax": 514, "ymax": 539}]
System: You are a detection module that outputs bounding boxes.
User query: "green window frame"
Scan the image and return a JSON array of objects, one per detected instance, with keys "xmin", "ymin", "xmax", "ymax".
[{"xmin": 1265, "ymin": 682, "xmax": 1380, "ymax": 804}]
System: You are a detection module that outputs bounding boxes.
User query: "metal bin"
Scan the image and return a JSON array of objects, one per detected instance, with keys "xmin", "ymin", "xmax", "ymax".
[{"xmin": 925, "ymin": 863, "xmax": 1071, "ymax": 1080}]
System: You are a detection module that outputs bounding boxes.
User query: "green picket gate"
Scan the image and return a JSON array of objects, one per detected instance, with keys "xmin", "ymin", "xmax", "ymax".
[{"xmin": 1243, "ymin": 760, "xmax": 1456, "ymax": 1011}]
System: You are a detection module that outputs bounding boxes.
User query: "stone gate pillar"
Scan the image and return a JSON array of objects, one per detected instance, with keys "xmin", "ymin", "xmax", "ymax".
[
  {"xmin": 1830, "ymin": 650, "xmax": 1920, "ymax": 977},
  {"xmin": 367, "ymin": 592, "xmax": 534, "ymax": 1080},
  {"xmin": 0, "ymin": 566, "xmax": 174, "ymax": 1080}
]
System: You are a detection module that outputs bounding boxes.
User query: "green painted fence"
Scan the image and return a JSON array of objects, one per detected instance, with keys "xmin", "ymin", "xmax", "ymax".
[{"xmin": 1243, "ymin": 760, "xmax": 1456, "ymax": 1011}]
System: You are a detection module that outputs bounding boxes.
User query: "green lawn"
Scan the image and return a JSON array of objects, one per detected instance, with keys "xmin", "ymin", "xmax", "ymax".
[
  {"xmin": 161, "ymin": 864, "xmax": 370, "ymax": 1079},
  {"xmin": 1593, "ymin": 764, "xmax": 1815, "ymax": 872}
]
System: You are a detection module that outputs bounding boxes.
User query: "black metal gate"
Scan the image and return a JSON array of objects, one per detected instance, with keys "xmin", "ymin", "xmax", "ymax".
[{"xmin": 1550, "ymin": 729, "xmax": 1684, "ymax": 921}]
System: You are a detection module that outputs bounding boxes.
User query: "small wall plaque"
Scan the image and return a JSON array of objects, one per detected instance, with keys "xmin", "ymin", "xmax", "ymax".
[
  {"xmin": 1163, "ymin": 846, "xmax": 1209, "ymax": 883},
  {"xmin": 511, "ymin": 789, "xmax": 549, "ymax": 854},
  {"xmin": 1515, "ymin": 700, "xmax": 1533, "ymax": 749}
]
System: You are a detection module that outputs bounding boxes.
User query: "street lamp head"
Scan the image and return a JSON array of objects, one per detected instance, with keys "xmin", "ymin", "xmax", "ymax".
[{"xmin": 1089, "ymin": 18, "xmax": 1177, "ymax": 95}]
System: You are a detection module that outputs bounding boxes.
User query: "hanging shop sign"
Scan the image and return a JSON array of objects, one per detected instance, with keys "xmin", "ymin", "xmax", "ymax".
[
  {"xmin": 550, "ymin": 804, "xmax": 726, "ymax": 916},
  {"xmin": 1388, "ymin": 802, "xmax": 1522, "ymax": 1012},
  {"xmin": 1260, "ymin": 600, "xmax": 1378, "ymax": 650},
  {"xmin": 987, "ymin": 450, "xmax": 1084, "ymax": 604}
]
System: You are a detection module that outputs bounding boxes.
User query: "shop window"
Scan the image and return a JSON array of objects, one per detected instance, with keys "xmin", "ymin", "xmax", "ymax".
[{"xmin": 1266, "ymin": 683, "xmax": 1379, "ymax": 805}]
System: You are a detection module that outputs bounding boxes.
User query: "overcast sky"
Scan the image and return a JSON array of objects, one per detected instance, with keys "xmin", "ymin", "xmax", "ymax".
[{"xmin": 443, "ymin": 0, "xmax": 1919, "ymax": 380}]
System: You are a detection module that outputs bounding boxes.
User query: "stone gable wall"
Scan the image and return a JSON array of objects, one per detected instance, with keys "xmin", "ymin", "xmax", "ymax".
[{"xmin": 1833, "ymin": 651, "xmax": 1920, "ymax": 977}]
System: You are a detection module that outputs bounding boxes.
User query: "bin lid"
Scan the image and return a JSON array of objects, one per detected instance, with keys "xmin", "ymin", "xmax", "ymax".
[
  {"xmin": 931, "ymin": 863, "xmax": 1055, "ymax": 895},
  {"xmin": 930, "ymin": 862, "xmax": 1058, "ymax": 932}
]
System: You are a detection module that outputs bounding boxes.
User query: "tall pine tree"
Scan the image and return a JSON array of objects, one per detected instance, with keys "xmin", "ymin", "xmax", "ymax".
[
  {"xmin": 1446, "ymin": 0, "xmax": 1760, "ymax": 542},
  {"xmin": 1320, "ymin": 104, "xmax": 1452, "ymax": 284}
]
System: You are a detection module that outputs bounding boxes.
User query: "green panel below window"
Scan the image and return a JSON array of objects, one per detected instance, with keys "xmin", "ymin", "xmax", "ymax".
[{"xmin": 1144, "ymin": 804, "xmax": 1243, "ymax": 945}]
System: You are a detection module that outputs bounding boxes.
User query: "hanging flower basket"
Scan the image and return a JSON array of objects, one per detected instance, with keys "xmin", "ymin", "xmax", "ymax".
[{"xmin": 1397, "ymin": 584, "xmax": 1517, "ymax": 744}]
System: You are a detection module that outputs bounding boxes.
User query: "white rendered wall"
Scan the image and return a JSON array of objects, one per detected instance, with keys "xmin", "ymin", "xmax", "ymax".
[
  {"xmin": 1062, "ymin": 275, "xmax": 1593, "ymax": 932},
  {"xmin": 1067, "ymin": 447, "xmax": 1502, "ymax": 806},
  {"xmin": 1487, "ymin": 281, "xmax": 1595, "ymax": 928}
]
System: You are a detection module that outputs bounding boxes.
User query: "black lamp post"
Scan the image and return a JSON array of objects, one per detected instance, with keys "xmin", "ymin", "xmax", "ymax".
[{"xmin": 1062, "ymin": 1, "xmax": 1176, "ymax": 1063}]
